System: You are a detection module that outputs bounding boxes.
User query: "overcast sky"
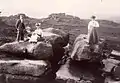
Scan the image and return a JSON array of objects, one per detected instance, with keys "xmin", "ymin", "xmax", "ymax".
[{"xmin": 0, "ymin": 0, "xmax": 120, "ymax": 19}]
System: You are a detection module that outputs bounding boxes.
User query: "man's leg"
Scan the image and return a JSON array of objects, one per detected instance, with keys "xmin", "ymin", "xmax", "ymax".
[
  {"xmin": 21, "ymin": 32, "xmax": 24, "ymax": 41},
  {"xmin": 16, "ymin": 30, "xmax": 20, "ymax": 41}
]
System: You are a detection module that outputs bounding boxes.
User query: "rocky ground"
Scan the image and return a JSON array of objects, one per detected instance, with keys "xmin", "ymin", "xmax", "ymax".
[{"xmin": 0, "ymin": 13, "xmax": 120, "ymax": 83}]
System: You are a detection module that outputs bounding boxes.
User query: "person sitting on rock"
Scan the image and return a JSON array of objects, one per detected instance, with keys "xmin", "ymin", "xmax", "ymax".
[
  {"xmin": 87, "ymin": 15, "xmax": 99, "ymax": 45},
  {"xmin": 29, "ymin": 23, "xmax": 43, "ymax": 43}
]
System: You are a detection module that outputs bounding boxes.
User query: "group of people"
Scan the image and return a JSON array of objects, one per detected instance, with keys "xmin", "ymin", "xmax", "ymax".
[
  {"xmin": 15, "ymin": 15, "xmax": 100, "ymax": 45},
  {"xmin": 15, "ymin": 15, "xmax": 43, "ymax": 43}
]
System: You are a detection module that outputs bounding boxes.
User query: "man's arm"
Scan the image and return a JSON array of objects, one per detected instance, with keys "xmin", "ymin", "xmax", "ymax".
[
  {"xmin": 15, "ymin": 20, "xmax": 20, "ymax": 29},
  {"xmin": 88, "ymin": 21, "xmax": 92, "ymax": 30},
  {"xmin": 96, "ymin": 21, "xmax": 99, "ymax": 27}
]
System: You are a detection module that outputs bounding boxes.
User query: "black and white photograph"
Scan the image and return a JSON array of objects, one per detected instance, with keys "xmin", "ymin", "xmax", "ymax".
[{"xmin": 0, "ymin": 0, "xmax": 120, "ymax": 83}]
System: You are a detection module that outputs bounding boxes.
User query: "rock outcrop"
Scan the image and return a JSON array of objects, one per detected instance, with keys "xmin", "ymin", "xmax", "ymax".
[
  {"xmin": 0, "ymin": 60, "xmax": 55, "ymax": 83},
  {"xmin": 0, "ymin": 28, "xmax": 69, "ymax": 83},
  {"xmin": 43, "ymin": 28, "xmax": 69, "ymax": 47},
  {"xmin": 0, "ymin": 60, "xmax": 51, "ymax": 77},
  {"xmin": 0, "ymin": 28, "xmax": 69, "ymax": 60},
  {"xmin": 0, "ymin": 42, "xmax": 53, "ymax": 60},
  {"xmin": 71, "ymin": 34, "xmax": 107, "ymax": 61}
]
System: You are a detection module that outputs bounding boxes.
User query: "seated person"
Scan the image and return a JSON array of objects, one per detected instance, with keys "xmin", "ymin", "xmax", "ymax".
[
  {"xmin": 29, "ymin": 23, "xmax": 43, "ymax": 43},
  {"xmin": 24, "ymin": 26, "xmax": 32, "ymax": 41}
]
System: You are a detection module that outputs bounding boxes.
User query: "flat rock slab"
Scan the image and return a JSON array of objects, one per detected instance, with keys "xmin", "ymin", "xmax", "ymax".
[
  {"xmin": 0, "ymin": 42, "xmax": 53, "ymax": 60},
  {"xmin": 0, "ymin": 74, "xmax": 55, "ymax": 83},
  {"xmin": 102, "ymin": 59, "xmax": 120, "ymax": 72},
  {"xmin": 105, "ymin": 77, "xmax": 120, "ymax": 83},
  {"xmin": 0, "ymin": 73, "xmax": 93, "ymax": 83},
  {"xmin": 0, "ymin": 60, "xmax": 51, "ymax": 77},
  {"xmin": 111, "ymin": 50, "xmax": 120, "ymax": 60},
  {"xmin": 56, "ymin": 60, "xmax": 95, "ymax": 81}
]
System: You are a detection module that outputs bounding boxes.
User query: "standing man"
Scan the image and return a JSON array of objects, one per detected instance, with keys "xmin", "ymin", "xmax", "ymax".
[
  {"xmin": 87, "ymin": 15, "xmax": 99, "ymax": 45},
  {"xmin": 15, "ymin": 15, "xmax": 25, "ymax": 42}
]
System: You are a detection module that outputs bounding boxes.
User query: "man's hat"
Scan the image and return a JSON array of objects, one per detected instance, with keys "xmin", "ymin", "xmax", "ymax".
[{"xmin": 91, "ymin": 15, "xmax": 96, "ymax": 19}]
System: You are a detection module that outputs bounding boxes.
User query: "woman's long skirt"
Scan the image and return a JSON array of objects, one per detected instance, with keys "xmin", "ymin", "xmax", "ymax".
[{"xmin": 88, "ymin": 27, "xmax": 99, "ymax": 45}]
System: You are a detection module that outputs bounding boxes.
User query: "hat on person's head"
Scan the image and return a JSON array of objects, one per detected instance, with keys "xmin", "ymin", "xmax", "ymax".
[
  {"xmin": 20, "ymin": 15, "xmax": 24, "ymax": 18},
  {"xmin": 35, "ymin": 23, "xmax": 41, "ymax": 27},
  {"xmin": 91, "ymin": 15, "xmax": 96, "ymax": 19}
]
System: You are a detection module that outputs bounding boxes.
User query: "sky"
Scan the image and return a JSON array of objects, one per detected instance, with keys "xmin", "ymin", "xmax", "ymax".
[{"xmin": 0, "ymin": 0, "xmax": 120, "ymax": 19}]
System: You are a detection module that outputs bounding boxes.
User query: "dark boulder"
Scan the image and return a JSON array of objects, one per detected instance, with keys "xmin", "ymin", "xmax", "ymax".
[
  {"xmin": 42, "ymin": 32, "xmax": 63, "ymax": 47},
  {"xmin": 43, "ymin": 28, "xmax": 69, "ymax": 47}
]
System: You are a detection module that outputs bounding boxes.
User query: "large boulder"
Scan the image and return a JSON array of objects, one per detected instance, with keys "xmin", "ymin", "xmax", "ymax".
[
  {"xmin": 0, "ymin": 60, "xmax": 54, "ymax": 83},
  {"xmin": 56, "ymin": 59, "xmax": 106, "ymax": 83},
  {"xmin": 0, "ymin": 74, "xmax": 54, "ymax": 83},
  {"xmin": 43, "ymin": 28, "xmax": 69, "ymax": 47},
  {"xmin": 0, "ymin": 60, "xmax": 51, "ymax": 77},
  {"xmin": 57, "ymin": 60, "xmax": 95, "ymax": 82},
  {"xmin": 0, "ymin": 42, "xmax": 53, "ymax": 60},
  {"xmin": 71, "ymin": 34, "xmax": 106, "ymax": 61},
  {"xmin": 102, "ymin": 59, "xmax": 120, "ymax": 73},
  {"xmin": 102, "ymin": 58, "xmax": 120, "ymax": 81},
  {"xmin": 42, "ymin": 32, "xmax": 63, "ymax": 46}
]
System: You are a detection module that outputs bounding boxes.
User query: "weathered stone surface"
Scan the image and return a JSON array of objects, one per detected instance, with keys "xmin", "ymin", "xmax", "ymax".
[
  {"xmin": 71, "ymin": 34, "xmax": 106, "ymax": 61},
  {"xmin": 29, "ymin": 42, "xmax": 53, "ymax": 60},
  {"xmin": 111, "ymin": 50, "xmax": 120, "ymax": 60},
  {"xmin": 42, "ymin": 32, "xmax": 64, "ymax": 46},
  {"xmin": 43, "ymin": 28, "xmax": 69, "ymax": 47},
  {"xmin": 0, "ymin": 60, "xmax": 51, "ymax": 77},
  {"xmin": 102, "ymin": 58, "xmax": 120, "ymax": 81},
  {"xmin": 0, "ymin": 74, "xmax": 55, "ymax": 83},
  {"xmin": 102, "ymin": 59, "xmax": 120, "ymax": 73},
  {"xmin": 71, "ymin": 35, "xmax": 90, "ymax": 61},
  {"xmin": 0, "ymin": 42, "xmax": 53, "ymax": 60},
  {"xmin": 104, "ymin": 77, "xmax": 120, "ymax": 83},
  {"xmin": 56, "ymin": 60, "xmax": 95, "ymax": 81}
]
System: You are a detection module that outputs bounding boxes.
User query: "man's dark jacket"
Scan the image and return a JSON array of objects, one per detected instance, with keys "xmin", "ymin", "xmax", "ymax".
[{"xmin": 15, "ymin": 19, "xmax": 25, "ymax": 31}]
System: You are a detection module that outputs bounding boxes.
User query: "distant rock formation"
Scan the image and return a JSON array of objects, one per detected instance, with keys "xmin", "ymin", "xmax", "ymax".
[{"xmin": 46, "ymin": 13, "xmax": 81, "ymax": 24}]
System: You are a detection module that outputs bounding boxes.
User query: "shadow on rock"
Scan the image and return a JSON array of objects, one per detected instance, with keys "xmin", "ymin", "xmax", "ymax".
[{"xmin": 68, "ymin": 60, "xmax": 105, "ymax": 83}]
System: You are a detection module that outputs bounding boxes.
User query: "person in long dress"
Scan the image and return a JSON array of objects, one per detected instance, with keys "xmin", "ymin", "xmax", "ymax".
[
  {"xmin": 87, "ymin": 16, "xmax": 99, "ymax": 45},
  {"xmin": 29, "ymin": 23, "xmax": 43, "ymax": 43}
]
